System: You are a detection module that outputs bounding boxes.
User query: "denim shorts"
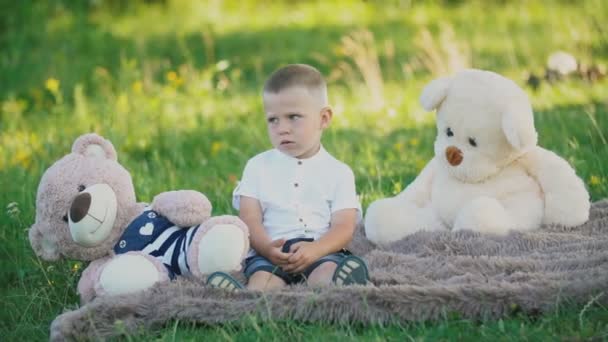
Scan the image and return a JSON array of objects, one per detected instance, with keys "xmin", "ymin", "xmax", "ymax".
[{"xmin": 243, "ymin": 237, "xmax": 352, "ymax": 285}]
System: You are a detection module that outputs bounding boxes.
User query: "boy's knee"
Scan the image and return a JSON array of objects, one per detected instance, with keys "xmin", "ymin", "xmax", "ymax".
[
  {"xmin": 307, "ymin": 261, "xmax": 337, "ymax": 286},
  {"xmin": 247, "ymin": 271, "xmax": 286, "ymax": 291}
]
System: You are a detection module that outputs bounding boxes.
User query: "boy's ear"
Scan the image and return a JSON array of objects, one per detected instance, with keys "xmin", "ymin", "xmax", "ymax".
[{"xmin": 320, "ymin": 106, "xmax": 333, "ymax": 129}]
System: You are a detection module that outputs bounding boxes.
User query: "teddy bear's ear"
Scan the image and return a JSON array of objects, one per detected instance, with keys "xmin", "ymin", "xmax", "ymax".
[
  {"xmin": 501, "ymin": 104, "xmax": 538, "ymax": 150},
  {"xmin": 420, "ymin": 76, "xmax": 452, "ymax": 111},
  {"xmin": 71, "ymin": 133, "xmax": 117, "ymax": 161}
]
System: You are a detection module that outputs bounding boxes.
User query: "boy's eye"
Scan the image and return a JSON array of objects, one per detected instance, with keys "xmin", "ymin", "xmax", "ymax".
[
  {"xmin": 468, "ymin": 137, "xmax": 477, "ymax": 147},
  {"xmin": 267, "ymin": 117, "xmax": 278, "ymax": 124},
  {"xmin": 288, "ymin": 114, "xmax": 301, "ymax": 120},
  {"xmin": 446, "ymin": 127, "xmax": 454, "ymax": 137}
]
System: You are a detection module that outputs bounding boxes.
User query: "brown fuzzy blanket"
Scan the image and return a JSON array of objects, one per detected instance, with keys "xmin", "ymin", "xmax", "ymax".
[{"xmin": 50, "ymin": 200, "xmax": 608, "ymax": 341}]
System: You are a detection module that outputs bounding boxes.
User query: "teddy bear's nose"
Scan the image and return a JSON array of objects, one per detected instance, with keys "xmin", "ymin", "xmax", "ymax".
[
  {"xmin": 69, "ymin": 192, "xmax": 91, "ymax": 223},
  {"xmin": 445, "ymin": 146, "xmax": 463, "ymax": 166}
]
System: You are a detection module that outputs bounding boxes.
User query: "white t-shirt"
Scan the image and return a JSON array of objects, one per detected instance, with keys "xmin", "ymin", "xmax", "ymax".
[{"xmin": 232, "ymin": 146, "xmax": 361, "ymax": 243}]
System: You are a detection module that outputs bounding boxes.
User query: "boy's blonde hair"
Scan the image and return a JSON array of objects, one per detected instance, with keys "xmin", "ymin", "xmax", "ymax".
[{"xmin": 263, "ymin": 64, "xmax": 328, "ymax": 105}]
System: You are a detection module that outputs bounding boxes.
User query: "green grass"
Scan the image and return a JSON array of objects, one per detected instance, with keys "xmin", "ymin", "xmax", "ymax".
[{"xmin": 1, "ymin": 0, "xmax": 608, "ymax": 340}]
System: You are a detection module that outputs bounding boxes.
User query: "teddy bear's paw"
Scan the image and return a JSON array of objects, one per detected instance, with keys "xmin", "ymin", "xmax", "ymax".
[
  {"xmin": 365, "ymin": 198, "xmax": 445, "ymax": 244},
  {"xmin": 151, "ymin": 190, "xmax": 212, "ymax": 227},
  {"xmin": 96, "ymin": 252, "xmax": 170, "ymax": 297},
  {"xmin": 50, "ymin": 307, "xmax": 86, "ymax": 342},
  {"xmin": 187, "ymin": 215, "xmax": 249, "ymax": 278},
  {"xmin": 453, "ymin": 197, "xmax": 513, "ymax": 235}
]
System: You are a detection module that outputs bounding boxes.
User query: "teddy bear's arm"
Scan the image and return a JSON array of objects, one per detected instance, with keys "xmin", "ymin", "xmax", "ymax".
[
  {"xmin": 364, "ymin": 157, "xmax": 442, "ymax": 243},
  {"xmin": 151, "ymin": 190, "xmax": 213, "ymax": 227},
  {"xmin": 397, "ymin": 157, "xmax": 437, "ymax": 207},
  {"xmin": 77, "ymin": 257, "xmax": 111, "ymax": 303},
  {"xmin": 520, "ymin": 146, "xmax": 590, "ymax": 226}
]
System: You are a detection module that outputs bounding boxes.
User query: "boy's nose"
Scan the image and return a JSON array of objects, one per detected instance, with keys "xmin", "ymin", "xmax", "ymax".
[{"xmin": 277, "ymin": 123, "xmax": 291, "ymax": 134}]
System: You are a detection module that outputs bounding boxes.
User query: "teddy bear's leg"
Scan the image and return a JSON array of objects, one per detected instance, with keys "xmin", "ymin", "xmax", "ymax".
[
  {"xmin": 186, "ymin": 215, "xmax": 249, "ymax": 278},
  {"xmin": 78, "ymin": 257, "xmax": 111, "ymax": 303},
  {"xmin": 95, "ymin": 252, "xmax": 170, "ymax": 297},
  {"xmin": 365, "ymin": 197, "xmax": 446, "ymax": 244},
  {"xmin": 453, "ymin": 197, "xmax": 510, "ymax": 234},
  {"xmin": 501, "ymin": 191, "xmax": 544, "ymax": 231},
  {"xmin": 454, "ymin": 194, "xmax": 543, "ymax": 235}
]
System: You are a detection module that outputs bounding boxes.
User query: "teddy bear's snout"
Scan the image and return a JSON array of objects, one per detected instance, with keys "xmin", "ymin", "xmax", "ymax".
[
  {"xmin": 70, "ymin": 192, "xmax": 92, "ymax": 223},
  {"xmin": 445, "ymin": 146, "xmax": 463, "ymax": 166}
]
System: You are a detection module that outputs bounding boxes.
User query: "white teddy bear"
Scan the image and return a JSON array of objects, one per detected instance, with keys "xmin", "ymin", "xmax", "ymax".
[{"xmin": 365, "ymin": 69, "xmax": 590, "ymax": 243}]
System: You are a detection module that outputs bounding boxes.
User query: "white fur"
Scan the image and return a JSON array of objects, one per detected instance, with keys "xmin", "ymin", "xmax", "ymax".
[
  {"xmin": 365, "ymin": 69, "xmax": 590, "ymax": 243},
  {"xmin": 196, "ymin": 224, "xmax": 246, "ymax": 274}
]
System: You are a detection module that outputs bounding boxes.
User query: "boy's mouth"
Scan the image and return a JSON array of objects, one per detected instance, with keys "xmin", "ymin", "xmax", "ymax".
[{"xmin": 280, "ymin": 140, "xmax": 295, "ymax": 146}]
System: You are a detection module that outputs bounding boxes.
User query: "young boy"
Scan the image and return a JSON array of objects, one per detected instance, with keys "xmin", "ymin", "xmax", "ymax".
[{"xmin": 207, "ymin": 64, "xmax": 368, "ymax": 291}]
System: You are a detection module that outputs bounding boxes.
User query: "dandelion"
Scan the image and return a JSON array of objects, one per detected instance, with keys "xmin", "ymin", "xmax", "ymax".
[
  {"xmin": 415, "ymin": 158, "xmax": 427, "ymax": 172},
  {"xmin": 210, "ymin": 141, "xmax": 222, "ymax": 156},
  {"xmin": 132, "ymin": 81, "xmax": 143, "ymax": 93},
  {"xmin": 45, "ymin": 78, "xmax": 60, "ymax": 93},
  {"xmin": 409, "ymin": 138, "xmax": 420, "ymax": 147},
  {"xmin": 166, "ymin": 71, "xmax": 178, "ymax": 82},
  {"xmin": 392, "ymin": 181, "xmax": 403, "ymax": 194},
  {"xmin": 12, "ymin": 148, "xmax": 32, "ymax": 169},
  {"xmin": 589, "ymin": 175, "xmax": 601, "ymax": 186},
  {"xmin": 165, "ymin": 71, "xmax": 183, "ymax": 87},
  {"xmin": 71, "ymin": 262, "xmax": 82, "ymax": 273},
  {"xmin": 393, "ymin": 142, "xmax": 404, "ymax": 152},
  {"xmin": 45, "ymin": 78, "xmax": 63, "ymax": 104}
]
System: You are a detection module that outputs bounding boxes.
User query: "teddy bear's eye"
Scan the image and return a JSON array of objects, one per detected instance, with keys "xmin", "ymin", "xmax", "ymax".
[
  {"xmin": 62, "ymin": 214, "xmax": 68, "ymax": 222},
  {"xmin": 468, "ymin": 137, "xmax": 477, "ymax": 147},
  {"xmin": 78, "ymin": 185, "xmax": 86, "ymax": 192},
  {"xmin": 446, "ymin": 127, "xmax": 454, "ymax": 137}
]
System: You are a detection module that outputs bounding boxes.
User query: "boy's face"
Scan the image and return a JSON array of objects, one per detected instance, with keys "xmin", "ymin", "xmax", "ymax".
[{"xmin": 263, "ymin": 86, "xmax": 332, "ymax": 159}]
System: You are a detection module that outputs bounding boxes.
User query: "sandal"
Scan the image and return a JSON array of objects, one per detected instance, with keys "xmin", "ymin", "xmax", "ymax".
[
  {"xmin": 332, "ymin": 255, "xmax": 369, "ymax": 286},
  {"xmin": 206, "ymin": 271, "xmax": 244, "ymax": 291}
]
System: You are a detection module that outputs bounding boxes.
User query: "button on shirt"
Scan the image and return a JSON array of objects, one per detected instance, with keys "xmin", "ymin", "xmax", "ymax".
[{"xmin": 232, "ymin": 146, "xmax": 361, "ymax": 243}]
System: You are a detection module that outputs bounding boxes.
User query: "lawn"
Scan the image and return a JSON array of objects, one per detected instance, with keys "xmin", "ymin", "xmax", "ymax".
[{"xmin": 1, "ymin": 0, "xmax": 607, "ymax": 340}]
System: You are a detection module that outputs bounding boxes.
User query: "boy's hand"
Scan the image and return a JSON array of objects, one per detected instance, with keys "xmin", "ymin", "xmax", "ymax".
[
  {"xmin": 282, "ymin": 241, "xmax": 322, "ymax": 274},
  {"xmin": 260, "ymin": 239, "xmax": 291, "ymax": 267}
]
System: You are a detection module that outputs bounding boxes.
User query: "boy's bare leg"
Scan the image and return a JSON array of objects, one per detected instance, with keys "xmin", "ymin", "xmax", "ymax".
[
  {"xmin": 247, "ymin": 271, "xmax": 287, "ymax": 291},
  {"xmin": 307, "ymin": 262, "xmax": 337, "ymax": 286}
]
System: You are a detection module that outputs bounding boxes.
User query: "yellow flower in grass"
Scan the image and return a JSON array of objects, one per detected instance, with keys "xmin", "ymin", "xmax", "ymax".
[
  {"xmin": 210, "ymin": 141, "xmax": 222, "ymax": 156},
  {"xmin": 71, "ymin": 262, "xmax": 82, "ymax": 273},
  {"xmin": 45, "ymin": 78, "xmax": 60, "ymax": 93},
  {"xmin": 166, "ymin": 71, "xmax": 183, "ymax": 87},
  {"xmin": 409, "ymin": 138, "xmax": 420, "ymax": 147},
  {"xmin": 12, "ymin": 148, "xmax": 32, "ymax": 169},
  {"xmin": 415, "ymin": 158, "xmax": 427, "ymax": 172},
  {"xmin": 589, "ymin": 175, "xmax": 601, "ymax": 186},
  {"xmin": 393, "ymin": 142, "xmax": 404, "ymax": 152},
  {"xmin": 392, "ymin": 181, "xmax": 403, "ymax": 195},
  {"xmin": 166, "ymin": 71, "xmax": 178, "ymax": 82},
  {"xmin": 132, "ymin": 81, "xmax": 143, "ymax": 94}
]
